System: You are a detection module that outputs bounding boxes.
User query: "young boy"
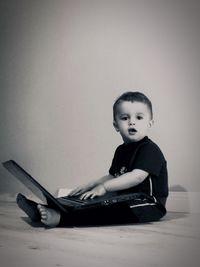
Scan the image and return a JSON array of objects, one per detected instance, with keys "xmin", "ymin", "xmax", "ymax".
[{"xmin": 17, "ymin": 91, "xmax": 168, "ymax": 227}]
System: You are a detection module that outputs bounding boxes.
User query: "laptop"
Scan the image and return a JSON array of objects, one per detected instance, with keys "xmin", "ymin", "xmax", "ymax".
[{"xmin": 2, "ymin": 160, "xmax": 141, "ymax": 213}]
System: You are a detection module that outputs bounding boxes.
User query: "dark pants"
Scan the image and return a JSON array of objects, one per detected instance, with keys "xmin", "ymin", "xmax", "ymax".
[{"xmin": 59, "ymin": 194, "xmax": 167, "ymax": 227}]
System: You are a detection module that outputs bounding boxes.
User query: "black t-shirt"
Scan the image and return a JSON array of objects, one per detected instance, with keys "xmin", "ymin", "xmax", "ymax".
[{"xmin": 109, "ymin": 136, "xmax": 168, "ymax": 205}]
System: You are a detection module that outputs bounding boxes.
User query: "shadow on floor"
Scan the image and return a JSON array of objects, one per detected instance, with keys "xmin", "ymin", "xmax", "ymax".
[
  {"xmin": 163, "ymin": 211, "xmax": 189, "ymax": 221},
  {"xmin": 21, "ymin": 217, "xmax": 44, "ymax": 228},
  {"xmin": 21, "ymin": 213, "xmax": 188, "ymax": 230}
]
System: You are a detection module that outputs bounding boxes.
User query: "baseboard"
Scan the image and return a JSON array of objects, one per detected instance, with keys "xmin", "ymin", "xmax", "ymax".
[{"xmin": 166, "ymin": 191, "xmax": 200, "ymax": 213}]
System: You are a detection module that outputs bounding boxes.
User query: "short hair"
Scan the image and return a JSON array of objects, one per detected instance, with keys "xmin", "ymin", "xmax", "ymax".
[{"xmin": 113, "ymin": 91, "xmax": 153, "ymax": 120}]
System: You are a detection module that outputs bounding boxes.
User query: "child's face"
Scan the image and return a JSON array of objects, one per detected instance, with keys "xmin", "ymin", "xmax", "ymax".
[{"xmin": 113, "ymin": 101, "xmax": 153, "ymax": 143}]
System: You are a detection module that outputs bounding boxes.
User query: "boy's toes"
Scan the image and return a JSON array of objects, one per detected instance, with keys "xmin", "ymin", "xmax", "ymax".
[
  {"xmin": 37, "ymin": 204, "xmax": 42, "ymax": 211},
  {"xmin": 41, "ymin": 213, "xmax": 47, "ymax": 220},
  {"xmin": 37, "ymin": 205, "xmax": 47, "ymax": 219},
  {"xmin": 37, "ymin": 204, "xmax": 61, "ymax": 227}
]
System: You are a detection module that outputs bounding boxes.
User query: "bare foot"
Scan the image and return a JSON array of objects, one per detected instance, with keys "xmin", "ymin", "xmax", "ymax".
[{"xmin": 37, "ymin": 204, "xmax": 61, "ymax": 227}]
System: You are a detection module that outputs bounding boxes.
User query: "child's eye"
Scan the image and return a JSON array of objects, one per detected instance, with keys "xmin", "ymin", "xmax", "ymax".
[
  {"xmin": 137, "ymin": 116, "xmax": 143, "ymax": 120},
  {"xmin": 121, "ymin": 117, "xmax": 128, "ymax": 120}
]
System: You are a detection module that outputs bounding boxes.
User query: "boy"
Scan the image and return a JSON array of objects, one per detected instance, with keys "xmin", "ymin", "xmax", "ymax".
[{"xmin": 17, "ymin": 91, "xmax": 168, "ymax": 227}]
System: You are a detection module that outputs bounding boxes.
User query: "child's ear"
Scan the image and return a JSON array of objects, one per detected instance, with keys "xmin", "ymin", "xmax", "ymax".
[
  {"xmin": 149, "ymin": 119, "xmax": 154, "ymax": 128},
  {"xmin": 113, "ymin": 121, "xmax": 119, "ymax": 132}
]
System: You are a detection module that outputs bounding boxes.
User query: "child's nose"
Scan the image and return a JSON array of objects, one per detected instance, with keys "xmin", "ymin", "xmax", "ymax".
[{"xmin": 129, "ymin": 119, "xmax": 135, "ymax": 125}]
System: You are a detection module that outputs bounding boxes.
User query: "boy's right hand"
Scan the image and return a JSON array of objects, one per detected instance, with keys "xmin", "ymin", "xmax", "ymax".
[{"xmin": 68, "ymin": 183, "xmax": 94, "ymax": 197}]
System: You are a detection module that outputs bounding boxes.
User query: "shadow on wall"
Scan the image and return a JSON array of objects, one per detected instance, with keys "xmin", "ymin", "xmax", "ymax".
[{"xmin": 169, "ymin": 185, "xmax": 188, "ymax": 192}]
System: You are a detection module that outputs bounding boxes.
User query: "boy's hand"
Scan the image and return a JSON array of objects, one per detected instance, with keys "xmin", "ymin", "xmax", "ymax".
[
  {"xmin": 79, "ymin": 184, "xmax": 107, "ymax": 200},
  {"xmin": 68, "ymin": 183, "xmax": 95, "ymax": 197},
  {"xmin": 68, "ymin": 185, "xmax": 89, "ymax": 197}
]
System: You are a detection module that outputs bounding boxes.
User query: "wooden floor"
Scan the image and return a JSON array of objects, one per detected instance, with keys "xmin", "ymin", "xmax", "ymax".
[{"xmin": 0, "ymin": 200, "xmax": 200, "ymax": 267}]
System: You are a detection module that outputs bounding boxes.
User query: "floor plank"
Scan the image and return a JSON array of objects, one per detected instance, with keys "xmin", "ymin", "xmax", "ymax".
[{"xmin": 0, "ymin": 201, "xmax": 199, "ymax": 267}]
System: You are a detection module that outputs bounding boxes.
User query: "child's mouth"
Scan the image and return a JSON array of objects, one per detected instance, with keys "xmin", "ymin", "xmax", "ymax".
[{"xmin": 128, "ymin": 128, "xmax": 137, "ymax": 134}]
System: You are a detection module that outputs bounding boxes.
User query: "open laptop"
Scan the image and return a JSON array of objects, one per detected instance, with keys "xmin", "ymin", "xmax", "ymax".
[{"xmin": 2, "ymin": 160, "xmax": 141, "ymax": 213}]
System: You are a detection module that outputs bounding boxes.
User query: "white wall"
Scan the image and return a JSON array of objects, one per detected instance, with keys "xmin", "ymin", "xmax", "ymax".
[{"xmin": 0, "ymin": 0, "xmax": 200, "ymax": 195}]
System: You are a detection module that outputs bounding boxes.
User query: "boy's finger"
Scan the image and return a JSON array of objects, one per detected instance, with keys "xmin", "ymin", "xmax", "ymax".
[
  {"xmin": 79, "ymin": 193, "xmax": 86, "ymax": 200},
  {"xmin": 90, "ymin": 194, "xmax": 96, "ymax": 199},
  {"xmin": 69, "ymin": 189, "xmax": 81, "ymax": 196},
  {"xmin": 80, "ymin": 192, "xmax": 92, "ymax": 200}
]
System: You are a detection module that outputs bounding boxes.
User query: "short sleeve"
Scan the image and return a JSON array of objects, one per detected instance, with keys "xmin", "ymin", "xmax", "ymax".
[
  {"xmin": 109, "ymin": 146, "xmax": 120, "ymax": 176},
  {"xmin": 132, "ymin": 142, "xmax": 165, "ymax": 177}
]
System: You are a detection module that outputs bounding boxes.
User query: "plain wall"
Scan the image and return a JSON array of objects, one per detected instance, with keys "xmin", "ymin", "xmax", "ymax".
[{"xmin": 0, "ymin": 0, "xmax": 200, "ymax": 195}]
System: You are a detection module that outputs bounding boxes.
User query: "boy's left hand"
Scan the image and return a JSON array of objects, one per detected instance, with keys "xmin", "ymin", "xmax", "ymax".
[{"xmin": 79, "ymin": 184, "xmax": 106, "ymax": 200}]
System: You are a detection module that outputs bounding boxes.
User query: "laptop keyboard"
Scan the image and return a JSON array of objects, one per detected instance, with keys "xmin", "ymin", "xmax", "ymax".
[
  {"xmin": 61, "ymin": 195, "xmax": 85, "ymax": 203},
  {"xmin": 59, "ymin": 192, "xmax": 144, "ymax": 207}
]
